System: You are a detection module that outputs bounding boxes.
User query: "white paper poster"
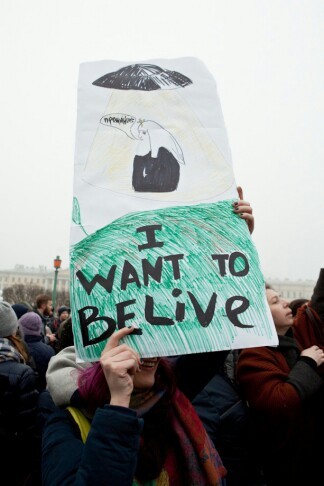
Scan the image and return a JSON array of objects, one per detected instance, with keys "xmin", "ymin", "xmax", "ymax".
[{"xmin": 70, "ymin": 57, "xmax": 278, "ymax": 361}]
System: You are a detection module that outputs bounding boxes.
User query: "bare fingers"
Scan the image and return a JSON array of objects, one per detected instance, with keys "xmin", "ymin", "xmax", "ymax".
[
  {"xmin": 232, "ymin": 200, "xmax": 254, "ymax": 234},
  {"xmin": 103, "ymin": 326, "xmax": 135, "ymax": 353},
  {"xmin": 101, "ymin": 347, "xmax": 141, "ymax": 374}
]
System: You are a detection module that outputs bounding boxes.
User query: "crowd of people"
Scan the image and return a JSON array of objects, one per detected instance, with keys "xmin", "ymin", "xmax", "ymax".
[{"xmin": 1, "ymin": 195, "xmax": 323, "ymax": 486}]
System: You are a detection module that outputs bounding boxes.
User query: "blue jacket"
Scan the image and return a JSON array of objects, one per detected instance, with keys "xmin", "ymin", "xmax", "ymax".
[
  {"xmin": 193, "ymin": 372, "xmax": 264, "ymax": 485},
  {"xmin": 42, "ymin": 404, "xmax": 142, "ymax": 486},
  {"xmin": 24, "ymin": 335, "xmax": 55, "ymax": 390}
]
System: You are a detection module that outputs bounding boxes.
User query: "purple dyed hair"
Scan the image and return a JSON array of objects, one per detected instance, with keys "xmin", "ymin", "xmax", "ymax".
[{"xmin": 78, "ymin": 358, "xmax": 175, "ymax": 414}]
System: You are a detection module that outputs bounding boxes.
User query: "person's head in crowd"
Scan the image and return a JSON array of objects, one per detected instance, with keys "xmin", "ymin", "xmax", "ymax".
[
  {"xmin": 12, "ymin": 303, "xmax": 30, "ymax": 320},
  {"xmin": 19, "ymin": 312, "xmax": 43, "ymax": 337},
  {"xmin": 57, "ymin": 317, "xmax": 74, "ymax": 350},
  {"xmin": 57, "ymin": 306, "xmax": 70, "ymax": 322},
  {"xmin": 265, "ymin": 288, "xmax": 294, "ymax": 336},
  {"xmin": 43, "ymin": 326, "xmax": 226, "ymax": 485},
  {"xmin": 0, "ymin": 301, "xmax": 31, "ymax": 362},
  {"xmin": 36, "ymin": 294, "xmax": 52, "ymax": 316},
  {"xmin": 289, "ymin": 298, "xmax": 309, "ymax": 317},
  {"xmin": 0, "ymin": 301, "xmax": 19, "ymax": 338},
  {"xmin": 78, "ymin": 333, "xmax": 171, "ymax": 417}
]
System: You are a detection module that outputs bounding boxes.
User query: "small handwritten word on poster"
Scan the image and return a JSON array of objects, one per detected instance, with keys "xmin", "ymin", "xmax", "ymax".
[{"xmin": 70, "ymin": 57, "xmax": 277, "ymax": 361}]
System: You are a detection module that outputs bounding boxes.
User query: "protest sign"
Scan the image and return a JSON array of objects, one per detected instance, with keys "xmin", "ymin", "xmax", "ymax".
[{"xmin": 71, "ymin": 57, "xmax": 278, "ymax": 362}]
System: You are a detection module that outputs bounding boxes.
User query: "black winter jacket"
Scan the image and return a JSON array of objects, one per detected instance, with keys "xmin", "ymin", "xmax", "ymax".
[
  {"xmin": 0, "ymin": 360, "xmax": 39, "ymax": 434},
  {"xmin": 0, "ymin": 359, "xmax": 40, "ymax": 484},
  {"xmin": 24, "ymin": 335, "xmax": 55, "ymax": 390},
  {"xmin": 193, "ymin": 372, "xmax": 264, "ymax": 486}
]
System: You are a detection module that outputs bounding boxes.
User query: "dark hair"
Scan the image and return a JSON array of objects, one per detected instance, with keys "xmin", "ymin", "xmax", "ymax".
[
  {"xmin": 289, "ymin": 298, "xmax": 308, "ymax": 317},
  {"xmin": 78, "ymin": 358, "xmax": 176, "ymax": 481},
  {"xmin": 57, "ymin": 317, "xmax": 74, "ymax": 350}
]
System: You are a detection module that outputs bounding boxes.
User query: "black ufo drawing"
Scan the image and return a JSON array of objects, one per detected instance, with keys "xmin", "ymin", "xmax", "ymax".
[{"xmin": 92, "ymin": 63, "xmax": 192, "ymax": 91}]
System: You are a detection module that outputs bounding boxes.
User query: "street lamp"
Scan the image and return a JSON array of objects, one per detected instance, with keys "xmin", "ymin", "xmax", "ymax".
[{"xmin": 52, "ymin": 256, "xmax": 62, "ymax": 312}]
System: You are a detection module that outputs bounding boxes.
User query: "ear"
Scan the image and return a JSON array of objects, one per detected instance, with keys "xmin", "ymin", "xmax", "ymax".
[{"xmin": 236, "ymin": 186, "xmax": 244, "ymax": 200}]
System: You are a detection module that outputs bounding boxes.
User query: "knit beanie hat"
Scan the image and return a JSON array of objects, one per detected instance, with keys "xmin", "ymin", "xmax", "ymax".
[
  {"xmin": 12, "ymin": 303, "xmax": 30, "ymax": 320},
  {"xmin": 0, "ymin": 301, "xmax": 19, "ymax": 337},
  {"xmin": 58, "ymin": 306, "xmax": 70, "ymax": 317},
  {"xmin": 19, "ymin": 312, "xmax": 42, "ymax": 336},
  {"xmin": 46, "ymin": 346, "xmax": 91, "ymax": 407}
]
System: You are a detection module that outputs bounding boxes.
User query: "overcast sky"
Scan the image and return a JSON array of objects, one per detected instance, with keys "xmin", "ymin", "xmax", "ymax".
[{"xmin": 0, "ymin": 0, "xmax": 323, "ymax": 281}]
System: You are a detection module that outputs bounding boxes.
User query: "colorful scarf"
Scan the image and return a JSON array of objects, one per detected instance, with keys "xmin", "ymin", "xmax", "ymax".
[
  {"xmin": 133, "ymin": 388, "xmax": 226, "ymax": 486},
  {"xmin": 70, "ymin": 386, "xmax": 226, "ymax": 485}
]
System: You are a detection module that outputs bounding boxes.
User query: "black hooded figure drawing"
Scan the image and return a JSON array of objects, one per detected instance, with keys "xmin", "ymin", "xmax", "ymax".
[
  {"xmin": 92, "ymin": 63, "xmax": 192, "ymax": 193},
  {"xmin": 131, "ymin": 119, "xmax": 185, "ymax": 192}
]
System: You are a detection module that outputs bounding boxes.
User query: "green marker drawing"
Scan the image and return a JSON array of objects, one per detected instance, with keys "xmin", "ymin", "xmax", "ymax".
[
  {"xmin": 72, "ymin": 197, "xmax": 88, "ymax": 236},
  {"xmin": 70, "ymin": 200, "xmax": 276, "ymax": 362}
]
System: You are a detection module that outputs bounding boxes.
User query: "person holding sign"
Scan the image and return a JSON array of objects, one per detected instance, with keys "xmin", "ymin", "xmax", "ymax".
[
  {"xmin": 45, "ymin": 188, "xmax": 255, "ymax": 407},
  {"xmin": 42, "ymin": 326, "xmax": 227, "ymax": 485},
  {"xmin": 41, "ymin": 190, "xmax": 254, "ymax": 484},
  {"xmin": 237, "ymin": 268, "xmax": 324, "ymax": 485}
]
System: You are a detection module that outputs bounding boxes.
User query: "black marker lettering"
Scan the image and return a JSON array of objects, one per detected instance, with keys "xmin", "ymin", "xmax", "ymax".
[
  {"xmin": 225, "ymin": 296, "xmax": 252, "ymax": 328},
  {"xmin": 188, "ymin": 292, "xmax": 217, "ymax": 327},
  {"xmin": 228, "ymin": 252, "xmax": 249, "ymax": 277},
  {"xmin": 137, "ymin": 225, "xmax": 164, "ymax": 251},
  {"xmin": 142, "ymin": 257, "xmax": 163, "ymax": 286},
  {"xmin": 76, "ymin": 267, "xmax": 117, "ymax": 295},
  {"xmin": 78, "ymin": 306, "xmax": 116, "ymax": 346},
  {"xmin": 164, "ymin": 254, "xmax": 184, "ymax": 280},
  {"xmin": 211, "ymin": 254, "xmax": 229, "ymax": 276},
  {"xmin": 145, "ymin": 295, "xmax": 174, "ymax": 325},
  {"xmin": 121, "ymin": 261, "xmax": 141, "ymax": 291}
]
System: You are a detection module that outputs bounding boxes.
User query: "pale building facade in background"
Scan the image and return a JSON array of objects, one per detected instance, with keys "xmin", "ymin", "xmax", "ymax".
[
  {"xmin": 0, "ymin": 264, "xmax": 69, "ymax": 297},
  {"xmin": 266, "ymin": 278, "xmax": 316, "ymax": 301},
  {"xmin": 0, "ymin": 265, "xmax": 316, "ymax": 302}
]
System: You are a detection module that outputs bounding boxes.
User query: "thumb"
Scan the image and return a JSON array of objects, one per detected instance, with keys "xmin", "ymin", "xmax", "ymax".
[{"xmin": 237, "ymin": 186, "xmax": 244, "ymax": 200}]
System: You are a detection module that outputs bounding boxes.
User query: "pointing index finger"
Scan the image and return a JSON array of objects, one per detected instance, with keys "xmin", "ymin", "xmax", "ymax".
[{"xmin": 104, "ymin": 326, "xmax": 134, "ymax": 352}]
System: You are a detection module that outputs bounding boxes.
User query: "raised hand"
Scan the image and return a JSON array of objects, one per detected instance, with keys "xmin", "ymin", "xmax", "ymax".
[
  {"xmin": 233, "ymin": 186, "xmax": 254, "ymax": 234},
  {"xmin": 100, "ymin": 327, "xmax": 141, "ymax": 407}
]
